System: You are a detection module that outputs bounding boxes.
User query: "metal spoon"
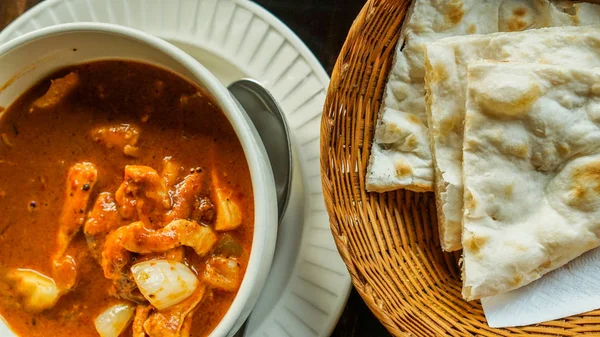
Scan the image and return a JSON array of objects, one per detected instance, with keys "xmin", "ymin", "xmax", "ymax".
[
  {"xmin": 228, "ymin": 79, "xmax": 292, "ymax": 336},
  {"xmin": 228, "ymin": 79, "xmax": 292, "ymax": 222}
]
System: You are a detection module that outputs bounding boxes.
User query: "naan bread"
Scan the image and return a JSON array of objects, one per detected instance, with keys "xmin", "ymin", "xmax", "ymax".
[
  {"xmin": 365, "ymin": 0, "xmax": 597, "ymax": 193},
  {"xmin": 424, "ymin": 25, "xmax": 600, "ymax": 251},
  {"xmin": 554, "ymin": 1, "xmax": 600, "ymax": 25},
  {"xmin": 462, "ymin": 62, "xmax": 600, "ymax": 300}
]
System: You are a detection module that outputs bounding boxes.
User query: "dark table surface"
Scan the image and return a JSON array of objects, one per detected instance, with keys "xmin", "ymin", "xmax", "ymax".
[{"xmin": 0, "ymin": 1, "xmax": 393, "ymax": 336}]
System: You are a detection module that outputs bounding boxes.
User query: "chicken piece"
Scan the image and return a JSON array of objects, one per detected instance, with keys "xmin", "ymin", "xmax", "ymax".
[
  {"xmin": 190, "ymin": 197, "xmax": 215, "ymax": 223},
  {"xmin": 110, "ymin": 274, "xmax": 146, "ymax": 304},
  {"xmin": 115, "ymin": 165, "xmax": 171, "ymax": 224},
  {"xmin": 133, "ymin": 304, "xmax": 153, "ymax": 337},
  {"xmin": 55, "ymin": 162, "xmax": 98, "ymax": 257},
  {"xmin": 202, "ymin": 256, "xmax": 242, "ymax": 292},
  {"xmin": 163, "ymin": 172, "xmax": 204, "ymax": 224},
  {"xmin": 101, "ymin": 227, "xmax": 146, "ymax": 303},
  {"xmin": 52, "ymin": 256, "xmax": 78, "ymax": 293},
  {"xmin": 135, "ymin": 247, "xmax": 185, "ymax": 264},
  {"xmin": 179, "ymin": 92, "xmax": 203, "ymax": 108},
  {"xmin": 52, "ymin": 162, "xmax": 98, "ymax": 290},
  {"xmin": 90, "ymin": 124, "xmax": 141, "ymax": 157},
  {"xmin": 180, "ymin": 316, "xmax": 193, "ymax": 337},
  {"xmin": 30, "ymin": 72, "xmax": 79, "ymax": 112},
  {"xmin": 6, "ymin": 269, "xmax": 60, "ymax": 313},
  {"xmin": 164, "ymin": 247, "xmax": 186, "ymax": 261},
  {"xmin": 143, "ymin": 284, "xmax": 206, "ymax": 337},
  {"xmin": 101, "ymin": 226, "xmax": 133, "ymax": 281},
  {"xmin": 84, "ymin": 192, "xmax": 124, "ymax": 264},
  {"xmin": 120, "ymin": 220, "xmax": 217, "ymax": 256},
  {"xmin": 161, "ymin": 157, "xmax": 183, "ymax": 189}
]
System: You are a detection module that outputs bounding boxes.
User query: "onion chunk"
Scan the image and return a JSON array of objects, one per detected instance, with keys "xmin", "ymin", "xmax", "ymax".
[
  {"xmin": 202, "ymin": 256, "xmax": 242, "ymax": 292},
  {"xmin": 214, "ymin": 187, "xmax": 242, "ymax": 231},
  {"xmin": 94, "ymin": 302, "xmax": 135, "ymax": 337},
  {"xmin": 131, "ymin": 260, "xmax": 199, "ymax": 310},
  {"xmin": 6, "ymin": 269, "xmax": 60, "ymax": 313}
]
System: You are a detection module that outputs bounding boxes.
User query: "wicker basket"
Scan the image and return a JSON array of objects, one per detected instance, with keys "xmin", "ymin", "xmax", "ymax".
[{"xmin": 320, "ymin": 0, "xmax": 600, "ymax": 336}]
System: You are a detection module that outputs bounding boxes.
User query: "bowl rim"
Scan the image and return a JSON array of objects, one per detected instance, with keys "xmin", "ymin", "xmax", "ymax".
[{"xmin": 0, "ymin": 22, "xmax": 278, "ymax": 337}]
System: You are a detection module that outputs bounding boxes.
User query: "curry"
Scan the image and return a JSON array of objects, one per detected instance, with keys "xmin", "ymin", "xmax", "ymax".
[{"xmin": 0, "ymin": 60, "xmax": 254, "ymax": 337}]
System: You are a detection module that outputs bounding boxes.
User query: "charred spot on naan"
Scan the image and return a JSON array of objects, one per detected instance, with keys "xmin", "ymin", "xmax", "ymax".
[
  {"xmin": 463, "ymin": 138, "xmax": 480, "ymax": 152},
  {"xmin": 463, "ymin": 232, "xmax": 488, "ymax": 256},
  {"xmin": 395, "ymin": 161, "xmax": 413, "ymax": 178},
  {"xmin": 498, "ymin": 1, "xmax": 537, "ymax": 32},
  {"xmin": 475, "ymin": 75, "xmax": 542, "ymax": 119},
  {"xmin": 436, "ymin": 113, "xmax": 463, "ymax": 139},
  {"xmin": 555, "ymin": 142, "xmax": 571, "ymax": 158},
  {"xmin": 493, "ymin": 140, "xmax": 530, "ymax": 159},
  {"xmin": 467, "ymin": 24, "xmax": 477, "ymax": 35},
  {"xmin": 506, "ymin": 8, "xmax": 529, "ymax": 32},
  {"xmin": 426, "ymin": 62, "xmax": 448, "ymax": 85},
  {"xmin": 407, "ymin": 114, "xmax": 421, "ymax": 125},
  {"xmin": 510, "ymin": 144, "xmax": 530, "ymax": 159},
  {"xmin": 444, "ymin": 0, "xmax": 464, "ymax": 25},
  {"xmin": 405, "ymin": 134, "xmax": 418, "ymax": 150},
  {"xmin": 464, "ymin": 188, "xmax": 476, "ymax": 212},
  {"xmin": 504, "ymin": 184, "xmax": 514, "ymax": 198},
  {"xmin": 509, "ymin": 274, "xmax": 523, "ymax": 287},
  {"xmin": 566, "ymin": 160, "xmax": 600, "ymax": 210},
  {"xmin": 540, "ymin": 260, "xmax": 553, "ymax": 269}
]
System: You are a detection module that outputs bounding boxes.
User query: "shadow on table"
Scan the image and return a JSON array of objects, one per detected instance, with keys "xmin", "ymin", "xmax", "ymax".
[{"xmin": 331, "ymin": 289, "xmax": 392, "ymax": 337}]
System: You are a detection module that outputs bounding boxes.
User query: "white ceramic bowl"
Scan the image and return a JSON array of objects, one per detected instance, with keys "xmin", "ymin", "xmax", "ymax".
[{"xmin": 0, "ymin": 22, "xmax": 277, "ymax": 337}]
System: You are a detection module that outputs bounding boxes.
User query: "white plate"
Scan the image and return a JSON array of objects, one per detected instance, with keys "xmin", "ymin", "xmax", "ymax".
[{"xmin": 0, "ymin": 0, "xmax": 351, "ymax": 336}]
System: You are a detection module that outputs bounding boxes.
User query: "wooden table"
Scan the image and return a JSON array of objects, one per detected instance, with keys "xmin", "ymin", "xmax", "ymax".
[{"xmin": 0, "ymin": 1, "xmax": 393, "ymax": 336}]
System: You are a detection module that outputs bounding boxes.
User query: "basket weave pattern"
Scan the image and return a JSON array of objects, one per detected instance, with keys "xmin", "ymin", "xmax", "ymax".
[{"xmin": 320, "ymin": 0, "xmax": 600, "ymax": 335}]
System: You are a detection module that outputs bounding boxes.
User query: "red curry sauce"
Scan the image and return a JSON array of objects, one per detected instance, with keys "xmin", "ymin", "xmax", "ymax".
[{"xmin": 0, "ymin": 60, "xmax": 254, "ymax": 337}]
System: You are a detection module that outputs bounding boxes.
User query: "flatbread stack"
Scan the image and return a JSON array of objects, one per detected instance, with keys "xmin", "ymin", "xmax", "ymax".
[{"xmin": 365, "ymin": 0, "xmax": 600, "ymax": 301}]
